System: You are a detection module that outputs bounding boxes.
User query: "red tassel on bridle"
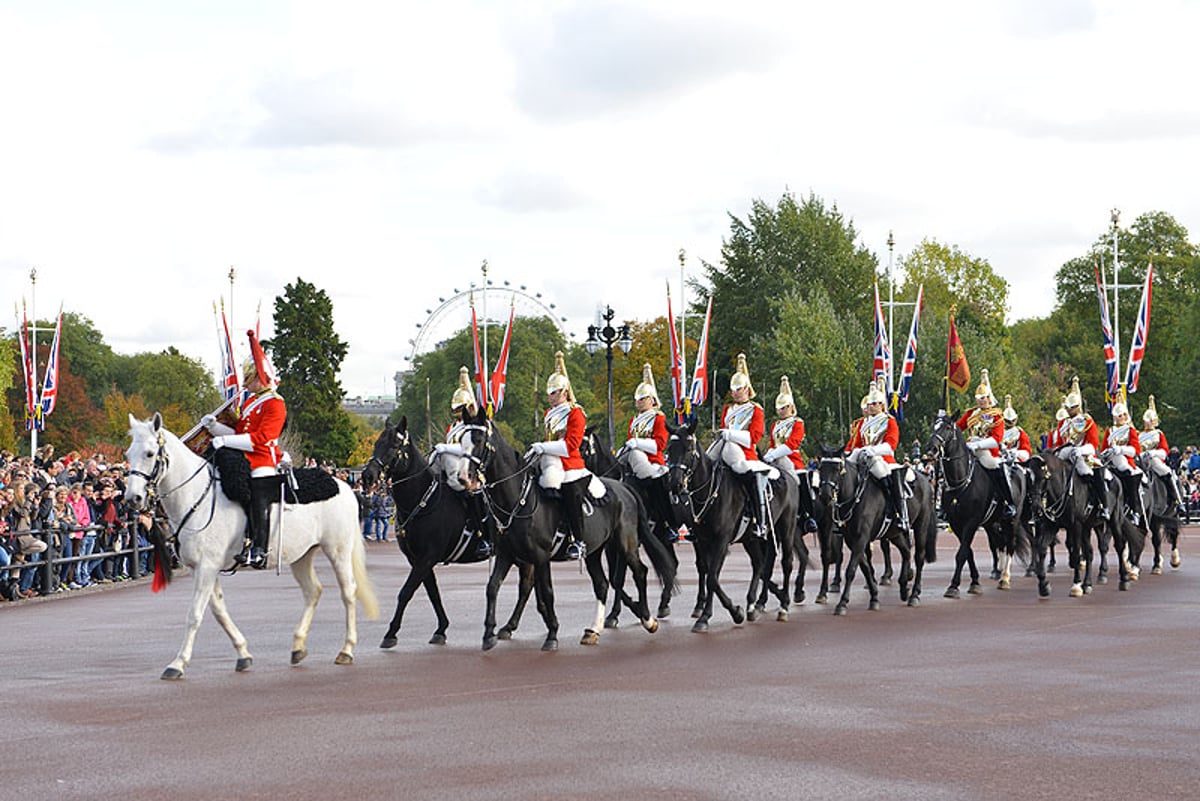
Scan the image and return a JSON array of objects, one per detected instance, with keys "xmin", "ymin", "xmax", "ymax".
[{"xmin": 152, "ymin": 558, "xmax": 168, "ymax": 593}]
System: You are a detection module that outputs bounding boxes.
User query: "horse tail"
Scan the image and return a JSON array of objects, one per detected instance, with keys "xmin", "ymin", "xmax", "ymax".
[
  {"xmin": 351, "ymin": 534, "xmax": 380, "ymax": 620},
  {"xmin": 637, "ymin": 494, "xmax": 679, "ymax": 596},
  {"xmin": 148, "ymin": 515, "xmax": 174, "ymax": 592}
]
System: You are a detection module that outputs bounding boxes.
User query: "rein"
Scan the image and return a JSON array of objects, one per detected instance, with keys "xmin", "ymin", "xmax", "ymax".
[
  {"xmin": 130, "ymin": 431, "xmax": 220, "ymax": 539},
  {"xmin": 818, "ymin": 456, "xmax": 864, "ymax": 527},
  {"xmin": 929, "ymin": 422, "xmax": 976, "ymax": 493}
]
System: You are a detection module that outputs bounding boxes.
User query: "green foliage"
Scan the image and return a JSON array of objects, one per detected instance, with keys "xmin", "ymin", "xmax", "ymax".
[
  {"xmin": 268, "ymin": 278, "xmax": 357, "ymax": 464},
  {"xmin": 112, "ymin": 347, "xmax": 220, "ymax": 418}
]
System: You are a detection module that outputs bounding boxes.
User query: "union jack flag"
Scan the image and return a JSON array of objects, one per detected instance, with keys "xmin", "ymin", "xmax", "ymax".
[
  {"xmin": 872, "ymin": 283, "xmax": 892, "ymax": 395},
  {"xmin": 688, "ymin": 295, "xmax": 713, "ymax": 409},
  {"xmin": 38, "ymin": 307, "xmax": 63, "ymax": 427},
  {"xmin": 1125, "ymin": 263, "xmax": 1153, "ymax": 394},
  {"xmin": 1094, "ymin": 264, "xmax": 1119, "ymax": 404},
  {"xmin": 18, "ymin": 303, "xmax": 36, "ymax": 430},
  {"xmin": 896, "ymin": 284, "xmax": 924, "ymax": 405},
  {"xmin": 216, "ymin": 302, "xmax": 241, "ymax": 403},
  {"xmin": 667, "ymin": 285, "xmax": 685, "ymax": 421}
]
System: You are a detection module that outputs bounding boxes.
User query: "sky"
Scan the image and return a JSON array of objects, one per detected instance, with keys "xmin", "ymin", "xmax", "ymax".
[{"xmin": 3, "ymin": 0, "xmax": 1198, "ymax": 400}]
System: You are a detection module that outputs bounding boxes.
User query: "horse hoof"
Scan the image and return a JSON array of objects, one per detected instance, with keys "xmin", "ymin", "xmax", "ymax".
[
  {"xmin": 1171, "ymin": 550, "xmax": 1182, "ymax": 568},
  {"xmin": 967, "ymin": 584, "xmax": 982, "ymax": 596},
  {"xmin": 542, "ymin": 638, "xmax": 559, "ymax": 652},
  {"xmin": 1024, "ymin": 566, "xmax": 1036, "ymax": 577},
  {"xmin": 879, "ymin": 577, "xmax": 892, "ymax": 587},
  {"xmin": 161, "ymin": 667, "xmax": 184, "ymax": 681},
  {"xmin": 380, "ymin": 636, "xmax": 398, "ymax": 649},
  {"xmin": 731, "ymin": 606, "xmax": 745, "ymax": 625},
  {"xmin": 907, "ymin": 596, "xmax": 920, "ymax": 607},
  {"xmin": 290, "ymin": 649, "xmax": 307, "ymax": 665},
  {"xmin": 833, "ymin": 605, "xmax": 847, "ymax": 616},
  {"xmin": 1152, "ymin": 566, "xmax": 1163, "ymax": 575},
  {"xmin": 776, "ymin": 609, "xmax": 789, "ymax": 622},
  {"xmin": 989, "ymin": 570, "xmax": 1001, "ymax": 581},
  {"xmin": 235, "ymin": 657, "xmax": 253, "ymax": 672},
  {"xmin": 1083, "ymin": 585, "xmax": 1093, "ymax": 595},
  {"xmin": 1047, "ymin": 564, "xmax": 1056, "ymax": 574},
  {"xmin": 795, "ymin": 592, "xmax": 806, "ymax": 606},
  {"xmin": 815, "ymin": 594, "xmax": 828, "ymax": 604},
  {"xmin": 1129, "ymin": 568, "xmax": 1140, "ymax": 581},
  {"xmin": 429, "ymin": 634, "xmax": 447, "ymax": 646},
  {"xmin": 747, "ymin": 607, "xmax": 759, "ymax": 623},
  {"xmin": 691, "ymin": 606, "xmax": 704, "ymax": 619},
  {"xmin": 643, "ymin": 618, "xmax": 659, "ymax": 634},
  {"xmin": 998, "ymin": 579, "xmax": 1011, "ymax": 591},
  {"xmin": 334, "ymin": 651, "xmax": 354, "ymax": 666},
  {"xmin": 1069, "ymin": 585, "xmax": 1083, "ymax": 597},
  {"xmin": 580, "ymin": 629, "xmax": 599, "ymax": 646},
  {"xmin": 604, "ymin": 617, "xmax": 619, "ymax": 630},
  {"xmin": 1038, "ymin": 583, "xmax": 1051, "ymax": 598},
  {"xmin": 830, "ymin": 582, "xmax": 841, "ymax": 593},
  {"xmin": 657, "ymin": 604, "xmax": 671, "ymax": 619},
  {"xmin": 482, "ymin": 637, "xmax": 497, "ymax": 651},
  {"xmin": 944, "ymin": 587, "xmax": 960, "ymax": 599},
  {"xmin": 497, "ymin": 628, "xmax": 513, "ymax": 641},
  {"xmin": 691, "ymin": 619, "xmax": 709, "ymax": 633},
  {"xmin": 1119, "ymin": 580, "xmax": 1130, "ymax": 591},
  {"xmin": 1097, "ymin": 574, "xmax": 1108, "ymax": 585},
  {"xmin": 868, "ymin": 599, "xmax": 880, "ymax": 611}
]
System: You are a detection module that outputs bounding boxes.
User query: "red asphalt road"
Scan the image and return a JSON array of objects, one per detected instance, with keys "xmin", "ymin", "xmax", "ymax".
[{"xmin": 3, "ymin": 529, "xmax": 1199, "ymax": 801}]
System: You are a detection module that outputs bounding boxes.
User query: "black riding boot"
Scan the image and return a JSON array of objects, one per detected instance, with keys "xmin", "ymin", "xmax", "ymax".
[
  {"xmin": 561, "ymin": 477, "xmax": 589, "ymax": 559},
  {"xmin": 987, "ymin": 467, "xmax": 1017, "ymax": 519},
  {"xmin": 1119, "ymin": 473, "xmax": 1145, "ymax": 527},
  {"xmin": 799, "ymin": 471, "xmax": 819, "ymax": 533},
  {"xmin": 467, "ymin": 491, "xmax": 494, "ymax": 558},
  {"xmin": 646, "ymin": 475, "xmax": 677, "ymax": 542},
  {"xmin": 1166, "ymin": 474, "xmax": 1187, "ymax": 518},
  {"xmin": 886, "ymin": 471, "xmax": 912, "ymax": 541},
  {"xmin": 1087, "ymin": 471, "xmax": 1110, "ymax": 520},
  {"xmin": 240, "ymin": 475, "xmax": 281, "ymax": 569}
]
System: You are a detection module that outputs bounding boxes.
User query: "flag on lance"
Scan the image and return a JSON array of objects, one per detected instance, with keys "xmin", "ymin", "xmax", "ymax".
[
  {"xmin": 18, "ymin": 303, "xmax": 37, "ymax": 430},
  {"xmin": 1124, "ymin": 263, "xmax": 1153, "ymax": 394},
  {"xmin": 872, "ymin": 283, "xmax": 892, "ymax": 394},
  {"xmin": 37, "ymin": 306, "xmax": 64, "ymax": 427},
  {"xmin": 666, "ymin": 284, "xmax": 685, "ymax": 420},
  {"xmin": 470, "ymin": 292, "xmax": 488, "ymax": 409},
  {"xmin": 896, "ymin": 284, "xmax": 924, "ymax": 404},
  {"xmin": 1094, "ymin": 263, "xmax": 1120, "ymax": 404},
  {"xmin": 215, "ymin": 301, "xmax": 241, "ymax": 403},
  {"xmin": 688, "ymin": 295, "xmax": 713, "ymax": 409},
  {"xmin": 946, "ymin": 307, "xmax": 970, "ymax": 393},
  {"xmin": 488, "ymin": 299, "xmax": 515, "ymax": 415}
]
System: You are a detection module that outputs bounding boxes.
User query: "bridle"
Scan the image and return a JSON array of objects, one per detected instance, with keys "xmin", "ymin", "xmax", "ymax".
[
  {"xmin": 127, "ymin": 428, "xmax": 217, "ymax": 535},
  {"xmin": 666, "ymin": 435, "xmax": 719, "ymax": 523},
  {"xmin": 817, "ymin": 455, "xmax": 859, "ymax": 527},
  {"xmin": 927, "ymin": 416, "xmax": 976, "ymax": 492}
]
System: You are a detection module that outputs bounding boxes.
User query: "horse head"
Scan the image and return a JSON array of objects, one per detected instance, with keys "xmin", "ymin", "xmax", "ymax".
[
  {"xmin": 814, "ymin": 444, "xmax": 850, "ymax": 507},
  {"xmin": 924, "ymin": 409, "xmax": 965, "ymax": 461},
  {"xmin": 664, "ymin": 418, "xmax": 701, "ymax": 498},
  {"xmin": 580, "ymin": 425, "xmax": 619, "ymax": 478},
  {"xmin": 124, "ymin": 412, "xmax": 168, "ymax": 511},
  {"xmin": 456, "ymin": 406, "xmax": 503, "ymax": 494},
  {"xmin": 1027, "ymin": 450, "xmax": 1069, "ymax": 522},
  {"xmin": 362, "ymin": 417, "xmax": 412, "ymax": 491}
]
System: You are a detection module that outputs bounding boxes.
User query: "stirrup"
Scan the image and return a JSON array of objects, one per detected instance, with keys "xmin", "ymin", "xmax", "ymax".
[
  {"xmin": 566, "ymin": 540, "xmax": 585, "ymax": 560},
  {"xmin": 474, "ymin": 538, "xmax": 493, "ymax": 558},
  {"xmin": 248, "ymin": 547, "xmax": 269, "ymax": 570}
]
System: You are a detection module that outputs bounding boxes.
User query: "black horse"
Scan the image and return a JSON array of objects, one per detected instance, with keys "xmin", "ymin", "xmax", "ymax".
[
  {"xmin": 924, "ymin": 411, "xmax": 1030, "ymax": 597},
  {"xmin": 577, "ymin": 427, "xmax": 680, "ymax": 624},
  {"xmin": 458, "ymin": 409, "xmax": 674, "ymax": 651},
  {"xmin": 813, "ymin": 451, "xmax": 937, "ymax": 614},
  {"xmin": 361, "ymin": 418, "xmax": 535, "ymax": 648},
  {"xmin": 664, "ymin": 419, "xmax": 799, "ymax": 632},
  {"xmin": 1136, "ymin": 454, "xmax": 1183, "ymax": 575},
  {"xmin": 810, "ymin": 446, "xmax": 848, "ymax": 605},
  {"xmin": 1026, "ymin": 451, "xmax": 1125, "ymax": 595}
]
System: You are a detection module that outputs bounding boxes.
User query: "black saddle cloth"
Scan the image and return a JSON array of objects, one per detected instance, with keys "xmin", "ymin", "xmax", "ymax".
[{"xmin": 213, "ymin": 449, "xmax": 339, "ymax": 505}]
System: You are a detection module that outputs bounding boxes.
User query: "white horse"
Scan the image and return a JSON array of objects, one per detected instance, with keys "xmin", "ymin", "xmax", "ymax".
[{"xmin": 124, "ymin": 413, "xmax": 379, "ymax": 680}]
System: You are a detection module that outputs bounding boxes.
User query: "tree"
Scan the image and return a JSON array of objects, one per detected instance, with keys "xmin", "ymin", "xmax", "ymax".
[
  {"xmin": 58, "ymin": 312, "xmax": 117, "ymax": 406},
  {"xmin": 112, "ymin": 347, "xmax": 220, "ymax": 419},
  {"xmin": 268, "ymin": 278, "xmax": 357, "ymax": 464},
  {"xmin": 0, "ymin": 333, "xmax": 16, "ymax": 452}
]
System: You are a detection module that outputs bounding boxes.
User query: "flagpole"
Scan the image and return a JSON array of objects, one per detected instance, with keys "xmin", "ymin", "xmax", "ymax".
[
  {"xmin": 943, "ymin": 306, "xmax": 953, "ymax": 412},
  {"xmin": 1111, "ymin": 209, "xmax": 1123, "ymax": 402},
  {"xmin": 887, "ymin": 231, "xmax": 895, "ymax": 394},
  {"xmin": 29, "ymin": 268, "xmax": 38, "ymax": 456},
  {"xmin": 678, "ymin": 249, "xmax": 687, "ymax": 412},
  {"xmin": 481, "ymin": 259, "xmax": 490, "ymax": 414}
]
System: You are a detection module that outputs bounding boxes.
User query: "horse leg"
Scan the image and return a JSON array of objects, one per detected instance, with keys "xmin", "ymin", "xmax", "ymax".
[
  {"xmin": 944, "ymin": 534, "xmax": 972, "ymax": 599},
  {"xmin": 605, "ymin": 545, "xmax": 627, "ymax": 629},
  {"xmin": 533, "ymin": 563, "xmax": 559, "ymax": 651},
  {"xmin": 1096, "ymin": 527, "xmax": 1110, "ymax": 584},
  {"xmin": 834, "ymin": 542, "xmax": 865, "ymax": 615},
  {"xmin": 658, "ymin": 544, "xmax": 679, "ymax": 619},
  {"xmin": 998, "ymin": 549, "xmax": 1012, "ymax": 591},
  {"xmin": 498, "ymin": 562, "xmax": 535, "ymax": 639},
  {"xmin": 579, "ymin": 550, "xmax": 611, "ymax": 645},
  {"xmin": 1031, "ymin": 523, "xmax": 1051, "ymax": 598},
  {"xmin": 792, "ymin": 534, "xmax": 808, "ymax": 605},
  {"xmin": 895, "ymin": 535, "xmax": 912, "ymax": 604},
  {"xmin": 879, "ymin": 540, "xmax": 893, "ymax": 586},
  {"xmin": 206, "ymin": 576, "xmax": 253, "ymax": 673},
  {"xmin": 691, "ymin": 540, "xmax": 709, "ymax": 619},
  {"xmin": 1151, "ymin": 521, "xmax": 1165, "ymax": 573},
  {"xmin": 288, "ymin": 548, "xmax": 324, "ymax": 665},
  {"xmin": 380, "ymin": 559, "xmax": 435, "ymax": 649},
  {"xmin": 482, "ymin": 553, "xmax": 515, "ymax": 650},
  {"xmin": 421, "ymin": 572, "xmax": 451, "ymax": 644},
  {"xmin": 746, "ymin": 540, "xmax": 767, "ymax": 621},
  {"xmin": 162, "ymin": 565, "xmax": 222, "ymax": 680},
  {"xmin": 778, "ymin": 532, "xmax": 798, "ymax": 617}
]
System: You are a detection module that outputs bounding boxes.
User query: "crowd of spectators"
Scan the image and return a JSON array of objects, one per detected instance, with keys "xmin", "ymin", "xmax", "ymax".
[{"xmin": 1, "ymin": 445, "xmax": 154, "ymax": 602}]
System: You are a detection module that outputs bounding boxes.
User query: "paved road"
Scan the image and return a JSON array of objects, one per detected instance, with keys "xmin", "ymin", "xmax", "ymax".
[{"xmin": 3, "ymin": 529, "xmax": 1199, "ymax": 801}]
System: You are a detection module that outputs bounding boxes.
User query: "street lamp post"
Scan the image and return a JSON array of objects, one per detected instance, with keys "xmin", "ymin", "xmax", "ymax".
[{"xmin": 584, "ymin": 306, "xmax": 633, "ymax": 450}]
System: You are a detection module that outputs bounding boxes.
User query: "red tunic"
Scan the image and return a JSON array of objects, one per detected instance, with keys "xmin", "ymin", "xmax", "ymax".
[
  {"xmin": 956, "ymin": 408, "xmax": 1004, "ymax": 458},
  {"xmin": 771, "ymin": 417, "xmax": 806, "ymax": 469},
  {"xmin": 720, "ymin": 402, "xmax": 765, "ymax": 462},
  {"xmin": 545, "ymin": 403, "xmax": 586, "ymax": 471},
  {"xmin": 236, "ymin": 390, "xmax": 286, "ymax": 472},
  {"xmin": 627, "ymin": 410, "xmax": 668, "ymax": 467},
  {"xmin": 1059, "ymin": 414, "xmax": 1101, "ymax": 452},
  {"xmin": 1102, "ymin": 424, "xmax": 1142, "ymax": 455},
  {"xmin": 1139, "ymin": 429, "xmax": 1168, "ymax": 455},
  {"xmin": 1002, "ymin": 426, "xmax": 1033, "ymax": 460},
  {"xmin": 846, "ymin": 413, "xmax": 899, "ymax": 465}
]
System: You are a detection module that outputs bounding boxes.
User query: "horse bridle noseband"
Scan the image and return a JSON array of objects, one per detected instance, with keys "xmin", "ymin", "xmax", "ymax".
[
  {"xmin": 928, "ymin": 418, "xmax": 976, "ymax": 492},
  {"xmin": 128, "ymin": 429, "xmax": 217, "ymax": 535}
]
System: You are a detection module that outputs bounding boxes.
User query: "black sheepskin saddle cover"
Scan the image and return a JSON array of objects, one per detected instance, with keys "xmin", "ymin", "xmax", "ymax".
[{"xmin": 213, "ymin": 449, "xmax": 340, "ymax": 505}]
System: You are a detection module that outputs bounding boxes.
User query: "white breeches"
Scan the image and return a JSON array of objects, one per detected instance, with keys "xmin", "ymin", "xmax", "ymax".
[
  {"xmin": 1060, "ymin": 446, "xmax": 1096, "ymax": 477},
  {"xmin": 623, "ymin": 449, "xmax": 668, "ymax": 480},
  {"xmin": 849, "ymin": 449, "xmax": 891, "ymax": 480},
  {"xmin": 1148, "ymin": 456, "xmax": 1172, "ymax": 478},
  {"xmin": 768, "ymin": 455, "xmax": 797, "ymax": 477},
  {"xmin": 972, "ymin": 450, "xmax": 1000, "ymax": 470},
  {"xmin": 1109, "ymin": 453, "xmax": 1136, "ymax": 474},
  {"xmin": 717, "ymin": 441, "xmax": 779, "ymax": 479}
]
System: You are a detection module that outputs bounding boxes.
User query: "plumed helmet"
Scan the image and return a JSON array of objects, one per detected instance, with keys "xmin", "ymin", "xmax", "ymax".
[
  {"xmin": 1064, "ymin": 376, "xmax": 1082, "ymax": 410},
  {"xmin": 1055, "ymin": 397, "xmax": 1069, "ymax": 422},
  {"xmin": 975, "ymin": 368, "xmax": 996, "ymax": 406},
  {"xmin": 1003, "ymin": 394, "xmax": 1017, "ymax": 423},
  {"xmin": 860, "ymin": 395, "xmax": 870, "ymax": 413},
  {"xmin": 1111, "ymin": 402, "xmax": 1129, "ymax": 420},
  {"xmin": 729, "ymin": 353, "xmax": 755, "ymax": 398},
  {"xmin": 1143, "ymin": 395, "xmax": 1160, "ymax": 427},
  {"xmin": 245, "ymin": 329, "xmax": 277, "ymax": 388},
  {"xmin": 865, "ymin": 378, "xmax": 886, "ymax": 405},
  {"xmin": 545, "ymin": 351, "xmax": 574, "ymax": 402},
  {"xmin": 634, "ymin": 363, "xmax": 660, "ymax": 404},
  {"xmin": 775, "ymin": 375, "xmax": 795, "ymax": 411},
  {"xmin": 451, "ymin": 366, "xmax": 475, "ymax": 410}
]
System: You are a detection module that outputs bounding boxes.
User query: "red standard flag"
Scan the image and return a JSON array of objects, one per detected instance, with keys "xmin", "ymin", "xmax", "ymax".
[
  {"xmin": 18, "ymin": 303, "xmax": 37, "ymax": 430},
  {"xmin": 488, "ymin": 299, "xmax": 515, "ymax": 416},
  {"xmin": 688, "ymin": 295, "xmax": 713, "ymax": 410},
  {"xmin": 470, "ymin": 293, "xmax": 488, "ymax": 409},
  {"xmin": 666, "ymin": 284, "xmax": 685, "ymax": 420},
  {"xmin": 946, "ymin": 309, "xmax": 970, "ymax": 393}
]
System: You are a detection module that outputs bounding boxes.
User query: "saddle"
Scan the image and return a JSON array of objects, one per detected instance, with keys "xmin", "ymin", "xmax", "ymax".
[{"xmin": 213, "ymin": 449, "xmax": 340, "ymax": 505}]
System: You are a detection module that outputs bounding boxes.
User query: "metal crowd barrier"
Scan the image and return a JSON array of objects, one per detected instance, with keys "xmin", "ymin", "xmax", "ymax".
[{"xmin": 3, "ymin": 521, "xmax": 157, "ymax": 594}]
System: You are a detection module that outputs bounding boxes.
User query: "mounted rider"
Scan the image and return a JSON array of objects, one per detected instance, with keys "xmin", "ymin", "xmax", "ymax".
[
  {"xmin": 1139, "ymin": 395, "xmax": 1187, "ymax": 515},
  {"xmin": 713, "ymin": 353, "xmax": 776, "ymax": 539},
  {"xmin": 845, "ymin": 378, "xmax": 910, "ymax": 538},
  {"xmin": 1102, "ymin": 399, "xmax": 1145, "ymax": 526},
  {"xmin": 526, "ymin": 351, "xmax": 591, "ymax": 560},
  {"xmin": 204, "ymin": 330, "xmax": 285, "ymax": 570},
  {"xmin": 956, "ymin": 370, "xmax": 1016, "ymax": 519},
  {"xmin": 1001, "ymin": 395, "xmax": 1034, "ymax": 526},
  {"xmin": 431, "ymin": 366, "xmax": 493, "ymax": 558},
  {"xmin": 763, "ymin": 375, "xmax": 818, "ymax": 532},
  {"xmin": 620, "ymin": 363, "xmax": 673, "ymax": 538},
  {"xmin": 1055, "ymin": 376, "xmax": 1109, "ymax": 520},
  {"xmin": 1045, "ymin": 398, "xmax": 1069, "ymax": 450}
]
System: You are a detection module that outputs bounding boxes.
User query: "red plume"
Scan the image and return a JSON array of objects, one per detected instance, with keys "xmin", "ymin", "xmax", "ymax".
[
  {"xmin": 246, "ymin": 329, "xmax": 278, "ymax": 388},
  {"xmin": 152, "ymin": 559, "xmax": 168, "ymax": 593}
]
